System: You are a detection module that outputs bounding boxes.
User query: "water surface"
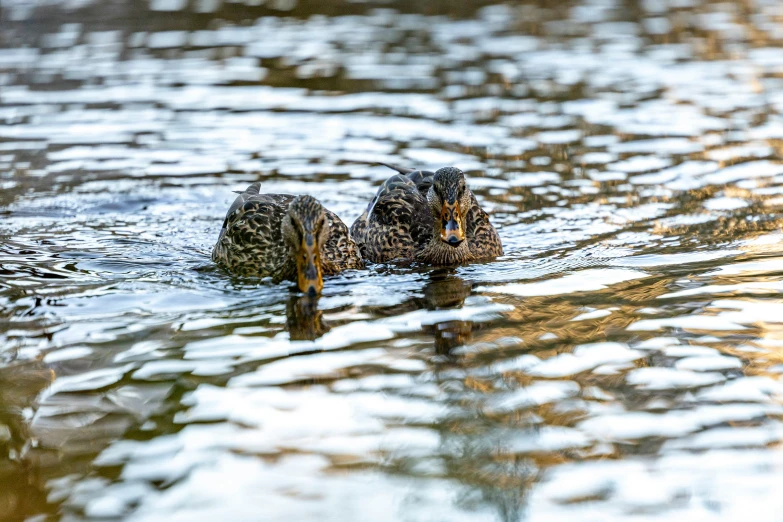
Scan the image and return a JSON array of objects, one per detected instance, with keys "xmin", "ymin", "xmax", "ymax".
[{"xmin": 3, "ymin": 0, "xmax": 783, "ymax": 520}]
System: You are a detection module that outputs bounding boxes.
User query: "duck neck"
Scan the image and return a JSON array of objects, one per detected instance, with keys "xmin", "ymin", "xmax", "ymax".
[{"xmin": 418, "ymin": 235, "xmax": 472, "ymax": 265}]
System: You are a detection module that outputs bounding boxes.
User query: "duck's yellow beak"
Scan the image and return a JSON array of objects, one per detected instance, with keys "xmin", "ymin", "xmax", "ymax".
[
  {"xmin": 440, "ymin": 201, "xmax": 465, "ymax": 247},
  {"xmin": 297, "ymin": 234, "xmax": 323, "ymax": 296}
]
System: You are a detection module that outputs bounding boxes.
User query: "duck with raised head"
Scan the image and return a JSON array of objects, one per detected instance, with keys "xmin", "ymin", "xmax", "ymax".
[
  {"xmin": 212, "ymin": 183, "xmax": 363, "ymax": 295},
  {"xmin": 351, "ymin": 164, "xmax": 502, "ymax": 265}
]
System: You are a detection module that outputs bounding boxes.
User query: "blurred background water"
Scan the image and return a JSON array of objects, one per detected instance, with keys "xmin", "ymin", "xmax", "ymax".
[{"xmin": 3, "ymin": 0, "xmax": 783, "ymax": 520}]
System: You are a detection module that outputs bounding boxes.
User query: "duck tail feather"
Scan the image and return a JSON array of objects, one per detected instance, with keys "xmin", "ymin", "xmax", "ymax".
[{"xmin": 377, "ymin": 162, "xmax": 416, "ymax": 175}]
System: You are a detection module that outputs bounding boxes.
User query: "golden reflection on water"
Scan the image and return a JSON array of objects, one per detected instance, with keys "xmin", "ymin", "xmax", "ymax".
[
  {"xmin": 0, "ymin": 365, "xmax": 54, "ymax": 521},
  {"xmin": 3, "ymin": 0, "xmax": 783, "ymax": 519}
]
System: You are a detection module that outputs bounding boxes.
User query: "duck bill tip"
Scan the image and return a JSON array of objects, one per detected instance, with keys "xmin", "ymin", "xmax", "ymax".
[
  {"xmin": 440, "ymin": 202, "xmax": 465, "ymax": 246},
  {"xmin": 297, "ymin": 242, "xmax": 323, "ymax": 295},
  {"xmin": 302, "ymin": 279, "xmax": 322, "ymax": 296}
]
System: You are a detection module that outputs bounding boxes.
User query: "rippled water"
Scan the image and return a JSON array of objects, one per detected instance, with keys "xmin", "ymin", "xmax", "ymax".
[{"xmin": 3, "ymin": 0, "xmax": 783, "ymax": 520}]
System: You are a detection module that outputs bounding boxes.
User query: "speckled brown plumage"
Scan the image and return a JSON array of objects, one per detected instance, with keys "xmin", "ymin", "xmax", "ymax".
[
  {"xmin": 351, "ymin": 164, "xmax": 503, "ymax": 265},
  {"xmin": 212, "ymin": 183, "xmax": 363, "ymax": 285}
]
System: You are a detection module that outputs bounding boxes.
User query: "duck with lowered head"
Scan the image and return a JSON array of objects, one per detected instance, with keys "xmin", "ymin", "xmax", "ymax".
[
  {"xmin": 212, "ymin": 183, "xmax": 363, "ymax": 295},
  {"xmin": 351, "ymin": 164, "xmax": 502, "ymax": 265}
]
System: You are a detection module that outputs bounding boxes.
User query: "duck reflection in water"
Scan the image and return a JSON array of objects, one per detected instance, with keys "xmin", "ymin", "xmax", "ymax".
[
  {"xmin": 422, "ymin": 271, "xmax": 474, "ymax": 355},
  {"xmin": 286, "ymin": 294, "xmax": 329, "ymax": 341},
  {"xmin": 284, "ymin": 270, "xmax": 474, "ymax": 349},
  {"xmin": 363, "ymin": 269, "xmax": 474, "ymax": 355}
]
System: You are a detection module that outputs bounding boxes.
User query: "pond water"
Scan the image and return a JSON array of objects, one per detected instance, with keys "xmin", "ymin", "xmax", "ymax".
[{"xmin": 2, "ymin": 0, "xmax": 783, "ymax": 520}]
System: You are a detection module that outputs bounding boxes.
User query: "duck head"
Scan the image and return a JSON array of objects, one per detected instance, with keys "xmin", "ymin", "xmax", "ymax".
[
  {"xmin": 282, "ymin": 195, "xmax": 329, "ymax": 296},
  {"xmin": 427, "ymin": 167, "xmax": 470, "ymax": 248}
]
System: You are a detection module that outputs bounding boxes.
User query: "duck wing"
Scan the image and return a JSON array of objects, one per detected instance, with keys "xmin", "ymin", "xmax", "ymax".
[
  {"xmin": 378, "ymin": 163, "xmax": 434, "ymax": 198},
  {"xmin": 465, "ymin": 191, "xmax": 503, "ymax": 258},
  {"xmin": 351, "ymin": 173, "xmax": 433, "ymax": 263},
  {"xmin": 212, "ymin": 184, "xmax": 294, "ymax": 276},
  {"xmin": 219, "ymin": 183, "xmax": 292, "ymax": 230}
]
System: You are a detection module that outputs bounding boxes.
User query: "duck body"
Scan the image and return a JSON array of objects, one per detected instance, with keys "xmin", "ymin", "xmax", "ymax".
[
  {"xmin": 351, "ymin": 164, "xmax": 502, "ymax": 265},
  {"xmin": 213, "ymin": 183, "xmax": 362, "ymax": 293}
]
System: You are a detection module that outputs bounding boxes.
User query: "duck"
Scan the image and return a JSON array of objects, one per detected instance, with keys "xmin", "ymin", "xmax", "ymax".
[
  {"xmin": 351, "ymin": 164, "xmax": 503, "ymax": 265},
  {"xmin": 212, "ymin": 183, "xmax": 363, "ymax": 295}
]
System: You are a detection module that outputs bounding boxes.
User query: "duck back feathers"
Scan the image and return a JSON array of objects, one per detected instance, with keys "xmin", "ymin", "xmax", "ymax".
[
  {"xmin": 213, "ymin": 183, "xmax": 362, "ymax": 280},
  {"xmin": 351, "ymin": 165, "xmax": 502, "ymax": 265}
]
